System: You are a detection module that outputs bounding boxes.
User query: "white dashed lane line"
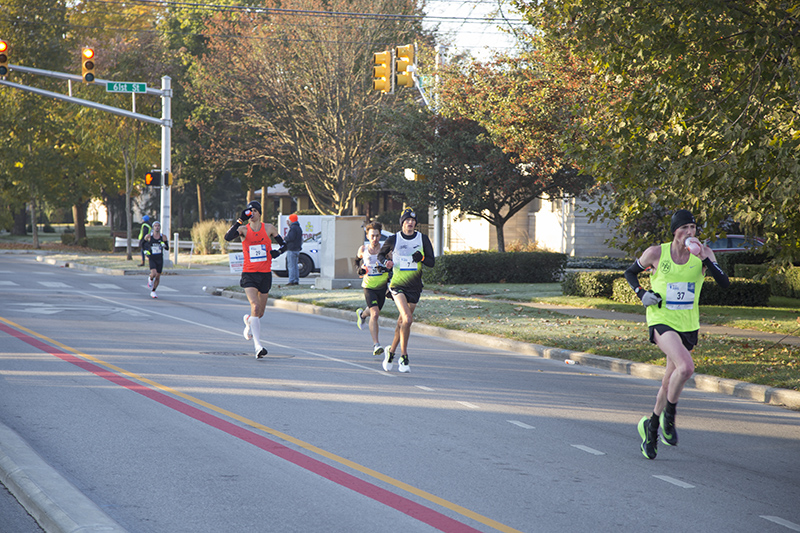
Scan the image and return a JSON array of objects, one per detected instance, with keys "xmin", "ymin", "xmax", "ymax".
[
  {"xmin": 652, "ymin": 475, "xmax": 694, "ymax": 489},
  {"xmin": 507, "ymin": 420, "xmax": 534, "ymax": 429},
  {"xmin": 571, "ymin": 444, "xmax": 605, "ymax": 456},
  {"xmin": 761, "ymin": 516, "xmax": 800, "ymax": 532},
  {"xmin": 457, "ymin": 401, "xmax": 480, "ymax": 409},
  {"xmin": 415, "ymin": 385, "xmax": 435, "ymax": 392}
]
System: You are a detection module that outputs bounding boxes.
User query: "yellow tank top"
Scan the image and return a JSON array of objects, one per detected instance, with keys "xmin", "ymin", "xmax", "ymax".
[{"xmin": 646, "ymin": 242, "xmax": 705, "ymax": 332}]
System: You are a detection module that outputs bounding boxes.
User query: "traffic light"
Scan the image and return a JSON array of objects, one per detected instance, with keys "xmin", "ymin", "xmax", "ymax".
[
  {"xmin": 0, "ymin": 40, "xmax": 8, "ymax": 77},
  {"xmin": 81, "ymin": 48, "xmax": 96, "ymax": 83},
  {"xmin": 144, "ymin": 170, "xmax": 162, "ymax": 187},
  {"xmin": 395, "ymin": 44, "xmax": 415, "ymax": 88},
  {"xmin": 372, "ymin": 50, "xmax": 392, "ymax": 93}
]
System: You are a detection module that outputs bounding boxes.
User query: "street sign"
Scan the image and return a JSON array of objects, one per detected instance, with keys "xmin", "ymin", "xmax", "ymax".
[{"xmin": 106, "ymin": 82, "xmax": 146, "ymax": 93}]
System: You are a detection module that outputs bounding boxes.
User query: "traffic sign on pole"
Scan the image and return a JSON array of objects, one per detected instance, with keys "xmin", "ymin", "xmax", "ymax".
[{"xmin": 106, "ymin": 82, "xmax": 147, "ymax": 93}]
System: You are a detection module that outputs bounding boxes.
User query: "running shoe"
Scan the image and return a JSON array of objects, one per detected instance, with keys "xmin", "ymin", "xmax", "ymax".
[
  {"xmin": 243, "ymin": 314, "xmax": 252, "ymax": 340},
  {"xmin": 638, "ymin": 416, "xmax": 658, "ymax": 460},
  {"xmin": 398, "ymin": 354, "xmax": 410, "ymax": 373},
  {"xmin": 147, "ymin": 277, "xmax": 153, "ymax": 289},
  {"xmin": 256, "ymin": 347, "xmax": 268, "ymax": 359},
  {"xmin": 382, "ymin": 348, "xmax": 394, "ymax": 371},
  {"xmin": 150, "ymin": 291, "xmax": 157, "ymax": 299},
  {"xmin": 356, "ymin": 308, "xmax": 364, "ymax": 330},
  {"xmin": 373, "ymin": 344, "xmax": 384, "ymax": 357},
  {"xmin": 660, "ymin": 411, "xmax": 678, "ymax": 446}
]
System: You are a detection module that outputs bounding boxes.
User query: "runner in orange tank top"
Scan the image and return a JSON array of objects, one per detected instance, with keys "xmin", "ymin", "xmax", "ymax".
[{"xmin": 224, "ymin": 200, "xmax": 286, "ymax": 358}]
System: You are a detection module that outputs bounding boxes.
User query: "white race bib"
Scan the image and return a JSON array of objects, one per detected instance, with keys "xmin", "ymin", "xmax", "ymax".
[
  {"xmin": 151, "ymin": 243, "xmax": 162, "ymax": 254},
  {"xmin": 666, "ymin": 282, "xmax": 695, "ymax": 310},
  {"xmin": 248, "ymin": 244, "xmax": 267, "ymax": 262}
]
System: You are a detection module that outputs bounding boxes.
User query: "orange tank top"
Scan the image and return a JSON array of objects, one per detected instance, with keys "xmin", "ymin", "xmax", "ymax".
[{"xmin": 242, "ymin": 223, "xmax": 272, "ymax": 273}]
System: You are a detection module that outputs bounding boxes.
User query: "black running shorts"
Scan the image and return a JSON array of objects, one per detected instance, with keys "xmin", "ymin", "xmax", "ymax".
[
  {"xmin": 240, "ymin": 271, "xmax": 273, "ymax": 294},
  {"xmin": 148, "ymin": 255, "xmax": 164, "ymax": 273},
  {"xmin": 364, "ymin": 287, "xmax": 386, "ymax": 310},
  {"xmin": 388, "ymin": 286, "xmax": 421, "ymax": 305},
  {"xmin": 649, "ymin": 324, "xmax": 698, "ymax": 352}
]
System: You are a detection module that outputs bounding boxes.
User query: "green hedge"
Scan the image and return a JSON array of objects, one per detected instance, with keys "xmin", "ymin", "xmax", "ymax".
[
  {"xmin": 561, "ymin": 270, "xmax": 622, "ymax": 298},
  {"xmin": 426, "ymin": 251, "xmax": 567, "ymax": 284},
  {"xmin": 611, "ymin": 276, "xmax": 770, "ymax": 307},
  {"xmin": 716, "ymin": 250, "xmax": 769, "ymax": 275},
  {"xmin": 736, "ymin": 264, "xmax": 800, "ymax": 299},
  {"xmin": 59, "ymin": 234, "xmax": 113, "ymax": 251}
]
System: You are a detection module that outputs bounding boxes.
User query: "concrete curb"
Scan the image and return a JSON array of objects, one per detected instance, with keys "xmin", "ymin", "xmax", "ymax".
[
  {"xmin": 0, "ymin": 422, "xmax": 127, "ymax": 533},
  {"xmin": 214, "ymin": 288, "xmax": 800, "ymax": 411}
]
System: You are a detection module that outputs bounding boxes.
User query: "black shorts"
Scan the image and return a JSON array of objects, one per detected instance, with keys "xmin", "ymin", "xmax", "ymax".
[
  {"xmin": 364, "ymin": 287, "xmax": 386, "ymax": 310},
  {"xmin": 389, "ymin": 286, "xmax": 421, "ymax": 305},
  {"xmin": 649, "ymin": 324, "xmax": 698, "ymax": 352},
  {"xmin": 240, "ymin": 271, "xmax": 273, "ymax": 294},
  {"xmin": 148, "ymin": 255, "xmax": 164, "ymax": 273}
]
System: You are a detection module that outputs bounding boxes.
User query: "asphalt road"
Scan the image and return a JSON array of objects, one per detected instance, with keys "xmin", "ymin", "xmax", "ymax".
[{"xmin": 1, "ymin": 252, "xmax": 799, "ymax": 533}]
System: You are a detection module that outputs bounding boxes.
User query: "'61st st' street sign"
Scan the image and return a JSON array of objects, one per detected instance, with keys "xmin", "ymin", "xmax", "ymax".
[{"xmin": 106, "ymin": 82, "xmax": 147, "ymax": 93}]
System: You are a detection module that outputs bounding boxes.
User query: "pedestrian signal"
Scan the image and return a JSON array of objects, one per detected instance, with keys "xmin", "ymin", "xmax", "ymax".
[
  {"xmin": 81, "ymin": 48, "xmax": 96, "ymax": 83},
  {"xmin": 0, "ymin": 41, "xmax": 8, "ymax": 77},
  {"xmin": 145, "ymin": 170, "xmax": 162, "ymax": 187}
]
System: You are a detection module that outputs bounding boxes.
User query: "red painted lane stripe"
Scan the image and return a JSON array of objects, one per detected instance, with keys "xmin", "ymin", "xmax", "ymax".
[{"xmin": 1, "ymin": 323, "xmax": 483, "ymax": 533}]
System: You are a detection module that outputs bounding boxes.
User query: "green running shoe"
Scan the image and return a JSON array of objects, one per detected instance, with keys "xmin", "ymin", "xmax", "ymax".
[
  {"xmin": 638, "ymin": 416, "xmax": 658, "ymax": 460},
  {"xmin": 660, "ymin": 411, "xmax": 678, "ymax": 446}
]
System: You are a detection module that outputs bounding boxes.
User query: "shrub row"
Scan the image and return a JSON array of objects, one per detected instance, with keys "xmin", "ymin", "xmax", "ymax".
[
  {"xmin": 562, "ymin": 270, "xmax": 771, "ymax": 307},
  {"xmin": 425, "ymin": 251, "xmax": 567, "ymax": 284},
  {"xmin": 59, "ymin": 234, "xmax": 114, "ymax": 251},
  {"xmin": 736, "ymin": 264, "xmax": 800, "ymax": 299}
]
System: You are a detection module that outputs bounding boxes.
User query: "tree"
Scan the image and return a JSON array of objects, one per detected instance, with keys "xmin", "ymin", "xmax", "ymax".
[
  {"xmin": 186, "ymin": 0, "xmax": 425, "ymax": 215},
  {"xmin": 521, "ymin": 0, "xmax": 800, "ymax": 261},
  {"xmin": 400, "ymin": 43, "xmax": 594, "ymax": 251}
]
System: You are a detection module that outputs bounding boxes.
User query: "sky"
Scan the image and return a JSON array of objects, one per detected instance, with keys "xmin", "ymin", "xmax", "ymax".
[{"xmin": 422, "ymin": 0, "xmax": 527, "ymax": 60}]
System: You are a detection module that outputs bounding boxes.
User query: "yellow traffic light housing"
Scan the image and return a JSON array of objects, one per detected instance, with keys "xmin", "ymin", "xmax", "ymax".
[
  {"xmin": 145, "ymin": 170, "xmax": 162, "ymax": 187},
  {"xmin": 395, "ymin": 44, "xmax": 415, "ymax": 88},
  {"xmin": 0, "ymin": 40, "xmax": 9, "ymax": 77},
  {"xmin": 81, "ymin": 48, "xmax": 96, "ymax": 83},
  {"xmin": 372, "ymin": 50, "xmax": 392, "ymax": 93}
]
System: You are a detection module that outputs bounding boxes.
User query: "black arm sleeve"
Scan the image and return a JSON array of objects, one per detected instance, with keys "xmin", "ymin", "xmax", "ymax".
[
  {"xmin": 224, "ymin": 221, "xmax": 241, "ymax": 242},
  {"xmin": 421, "ymin": 234, "xmax": 435, "ymax": 267},
  {"xmin": 703, "ymin": 257, "xmax": 730, "ymax": 288},
  {"xmin": 273, "ymin": 234, "xmax": 285, "ymax": 246},
  {"xmin": 624, "ymin": 259, "xmax": 646, "ymax": 291},
  {"xmin": 162, "ymin": 238, "xmax": 169, "ymax": 251},
  {"xmin": 377, "ymin": 235, "xmax": 396, "ymax": 263}
]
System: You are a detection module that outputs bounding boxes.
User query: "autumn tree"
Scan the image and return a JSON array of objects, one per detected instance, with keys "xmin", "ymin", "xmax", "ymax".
[
  {"xmin": 187, "ymin": 0, "xmax": 425, "ymax": 215},
  {"xmin": 521, "ymin": 0, "xmax": 800, "ymax": 260},
  {"xmin": 398, "ymin": 42, "xmax": 594, "ymax": 251}
]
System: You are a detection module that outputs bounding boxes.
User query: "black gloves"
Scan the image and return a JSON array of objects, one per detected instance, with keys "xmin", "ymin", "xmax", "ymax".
[
  {"xmin": 411, "ymin": 251, "xmax": 423, "ymax": 263},
  {"xmin": 270, "ymin": 248, "xmax": 283, "ymax": 259},
  {"xmin": 240, "ymin": 208, "xmax": 253, "ymax": 222},
  {"xmin": 635, "ymin": 287, "xmax": 662, "ymax": 308},
  {"xmin": 357, "ymin": 267, "xmax": 367, "ymax": 276}
]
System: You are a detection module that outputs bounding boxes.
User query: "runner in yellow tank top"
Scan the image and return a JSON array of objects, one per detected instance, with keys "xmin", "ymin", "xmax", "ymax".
[
  {"xmin": 354, "ymin": 221, "xmax": 390, "ymax": 357},
  {"xmin": 624, "ymin": 209, "xmax": 730, "ymax": 459}
]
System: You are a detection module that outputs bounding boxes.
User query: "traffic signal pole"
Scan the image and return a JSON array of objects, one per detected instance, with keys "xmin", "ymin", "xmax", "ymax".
[{"xmin": 0, "ymin": 64, "xmax": 173, "ymax": 242}]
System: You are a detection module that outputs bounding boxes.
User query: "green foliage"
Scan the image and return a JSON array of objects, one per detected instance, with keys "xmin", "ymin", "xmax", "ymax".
[
  {"xmin": 524, "ymin": 0, "xmax": 800, "ymax": 263},
  {"xmin": 426, "ymin": 251, "xmax": 566, "ymax": 284},
  {"xmin": 562, "ymin": 270, "xmax": 623, "ymax": 298},
  {"xmin": 736, "ymin": 265, "xmax": 800, "ymax": 299},
  {"xmin": 191, "ymin": 219, "xmax": 228, "ymax": 255}
]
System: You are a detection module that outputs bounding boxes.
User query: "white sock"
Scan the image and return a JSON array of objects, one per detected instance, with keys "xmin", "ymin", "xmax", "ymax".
[{"xmin": 249, "ymin": 315, "xmax": 262, "ymax": 349}]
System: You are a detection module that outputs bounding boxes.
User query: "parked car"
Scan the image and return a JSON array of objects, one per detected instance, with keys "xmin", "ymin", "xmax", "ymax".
[{"xmin": 705, "ymin": 235, "xmax": 765, "ymax": 253}]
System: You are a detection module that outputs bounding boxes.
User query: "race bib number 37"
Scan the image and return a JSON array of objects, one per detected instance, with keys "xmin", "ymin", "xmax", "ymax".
[{"xmin": 666, "ymin": 282, "xmax": 695, "ymax": 310}]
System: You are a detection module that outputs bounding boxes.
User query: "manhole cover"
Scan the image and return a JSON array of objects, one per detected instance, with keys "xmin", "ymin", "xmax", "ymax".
[{"xmin": 200, "ymin": 351, "xmax": 293, "ymax": 359}]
